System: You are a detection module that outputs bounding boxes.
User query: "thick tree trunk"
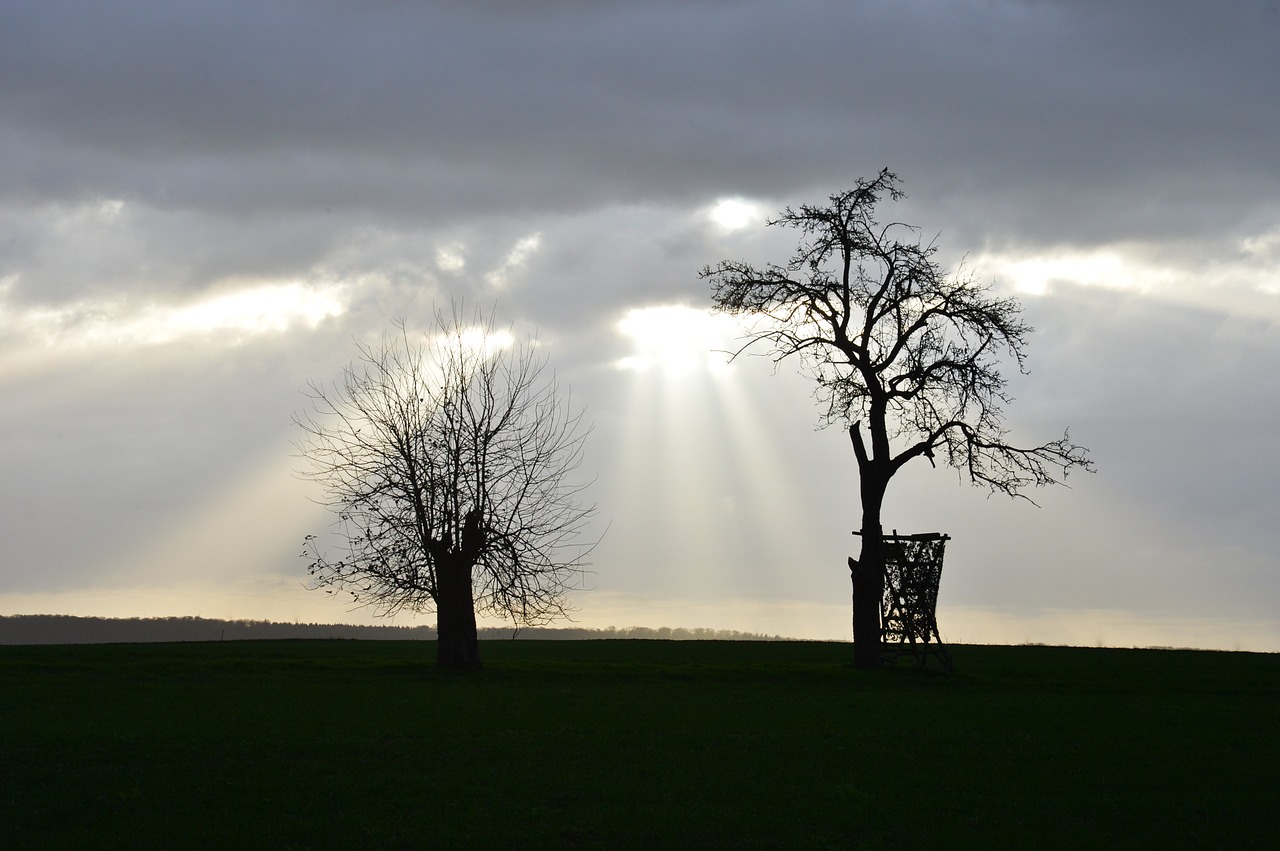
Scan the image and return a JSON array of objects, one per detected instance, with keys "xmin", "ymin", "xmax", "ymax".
[
  {"xmin": 850, "ymin": 442, "xmax": 888, "ymax": 669},
  {"xmin": 435, "ymin": 558, "xmax": 482, "ymax": 670},
  {"xmin": 850, "ymin": 523, "xmax": 885, "ymax": 669}
]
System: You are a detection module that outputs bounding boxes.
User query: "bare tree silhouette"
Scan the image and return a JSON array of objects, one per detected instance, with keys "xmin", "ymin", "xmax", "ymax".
[
  {"xmin": 702, "ymin": 170, "xmax": 1093, "ymax": 668},
  {"xmin": 296, "ymin": 306, "xmax": 597, "ymax": 669}
]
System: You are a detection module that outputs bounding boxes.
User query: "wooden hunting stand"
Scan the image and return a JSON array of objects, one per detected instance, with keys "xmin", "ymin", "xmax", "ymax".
[{"xmin": 856, "ymin": 530, "xmax": 953, "ymax": 671}]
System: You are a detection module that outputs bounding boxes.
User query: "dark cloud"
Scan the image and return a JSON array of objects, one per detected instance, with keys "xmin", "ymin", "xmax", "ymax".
[{"xmin": 3, "ymin": 1, "xmax": 1276, "ymax": 234}]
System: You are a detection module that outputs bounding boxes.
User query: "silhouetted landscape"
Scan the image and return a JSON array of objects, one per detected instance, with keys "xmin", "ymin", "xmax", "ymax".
[
  {"xmin": 0, "ymin": 615, "xmax": 789, "ymax": 645},
  {"xmin": 4, "ymin": 4, "xmax": 1277, "ymax": 844},
  {"xmin": 3, "ymin": 639, "xmax": 1277, "ymax": 848}
]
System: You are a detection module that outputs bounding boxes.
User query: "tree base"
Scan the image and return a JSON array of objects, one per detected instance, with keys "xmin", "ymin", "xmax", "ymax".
[{"xmin": 436, "ymin": 635, "xmax": 483, "ymax": 670}]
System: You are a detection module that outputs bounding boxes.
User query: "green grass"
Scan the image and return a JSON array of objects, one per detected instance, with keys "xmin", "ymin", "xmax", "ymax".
[{"xmin": 2, "ymin": 640, "xmax": 1277, "ymax": 849}]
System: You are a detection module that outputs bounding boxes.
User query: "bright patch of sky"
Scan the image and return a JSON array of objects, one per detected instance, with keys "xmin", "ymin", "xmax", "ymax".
[
  {"xmin": 976, "ymin": 243, "xmax": 1280, "ymax": 315},
  {"xmin": 453, "ymin": 325, "xmax": 515, "ymax": 356},
  {"xmin": 979, "ymin": 249, "xmax": 1137, "ymax": 296},
  {"xmin": 1239, "ymin": 225, "xmax": 1280, "ymax": 261},
  {"xmin": 615, "ymin": 305, "xmax": 742, "ymax": 376},
  {"xmin": 485, "ymin": 234, "xmax": 542, "ymax": 288},
  {"xmin": 0, "ymin": 281, "xmax": 349, "ymax": 351},
  {"xmin": 709, "ymin": 198, "xmax": 762, "ymax": 231},
  {"xmin": 435, "ymin": 243, "xmax": 467, "ymax": 272}
]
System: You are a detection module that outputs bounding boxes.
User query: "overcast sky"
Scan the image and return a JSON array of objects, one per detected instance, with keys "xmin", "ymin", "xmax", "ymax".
[{"xmin": 3, "ymin": 0, "xmax": 1278, "ymax": 649}]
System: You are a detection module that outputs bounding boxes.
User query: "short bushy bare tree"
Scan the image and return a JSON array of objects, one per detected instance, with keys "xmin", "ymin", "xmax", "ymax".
[
  {"xmin": 702, "ymin": 170, "xmax": 1092, "ymax": 669},
  {"xmin": 296, "ymin": 307, "xmax": 596, "ymax": 669}
]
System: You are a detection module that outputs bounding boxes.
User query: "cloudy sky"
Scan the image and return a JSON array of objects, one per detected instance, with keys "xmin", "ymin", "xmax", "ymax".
[{"xmin": 3, "ymin": 0, "xmax": 1278, "ymax": 649}]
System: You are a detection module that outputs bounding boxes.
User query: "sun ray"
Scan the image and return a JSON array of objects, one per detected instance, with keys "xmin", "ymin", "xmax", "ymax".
[{"xmin": 606, "ymin": 303, "xmax": 835, "ymax": 619}]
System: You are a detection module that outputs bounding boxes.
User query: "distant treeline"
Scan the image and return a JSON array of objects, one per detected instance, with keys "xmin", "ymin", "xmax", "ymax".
[{"xmin": 0, "ymin": 615, "xmax": 791, "ymax": 645}]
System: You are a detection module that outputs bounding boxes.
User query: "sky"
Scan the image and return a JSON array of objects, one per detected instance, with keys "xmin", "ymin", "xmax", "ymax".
[{"xmin": 2, "ymin": 0, "xmax": 1278, "ymax": 650}]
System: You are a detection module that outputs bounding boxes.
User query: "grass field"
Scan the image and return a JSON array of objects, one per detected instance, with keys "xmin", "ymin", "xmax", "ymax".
[{"xmin": 2, "ymin": 640, "xmax": 1277, "ymax": 849}]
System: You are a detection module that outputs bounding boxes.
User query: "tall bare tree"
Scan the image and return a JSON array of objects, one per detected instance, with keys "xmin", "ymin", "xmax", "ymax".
[
  {"xmin": 702, "ymin": 170, "xmax": 1093, "ymax": 669},
  {"xmin": 296, "ymin": 307, "xmax": 596, "ymax": 669}
]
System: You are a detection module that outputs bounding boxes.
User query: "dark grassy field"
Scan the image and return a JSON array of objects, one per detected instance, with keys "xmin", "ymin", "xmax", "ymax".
[{"xmin": 2, "ymin": 640, "xmax": 1277, "ymax": 849}]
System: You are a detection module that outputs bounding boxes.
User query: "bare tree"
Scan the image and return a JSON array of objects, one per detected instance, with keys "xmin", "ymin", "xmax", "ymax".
[
  {"xmin": 702, "ymin": 169, "xmax": 1093, "ymax": 669},
  {"xmin": 296, "ymin": 307, "xmax": 597, "ymax": 669}
]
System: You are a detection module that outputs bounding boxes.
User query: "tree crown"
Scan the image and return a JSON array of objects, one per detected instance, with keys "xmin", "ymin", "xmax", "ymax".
[
  {"xmin": 295, "ymin": 307, "xmax": 597, "ymax": 624},
  {"xmin": 702, "ymin": 169, "xmax": 1092, "ymax": 499}
]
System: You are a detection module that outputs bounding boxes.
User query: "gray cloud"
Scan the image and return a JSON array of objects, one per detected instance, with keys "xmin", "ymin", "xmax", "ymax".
[{"xmin": 4, "ymin": 2, "xmax": 1277, "ymax": 235}]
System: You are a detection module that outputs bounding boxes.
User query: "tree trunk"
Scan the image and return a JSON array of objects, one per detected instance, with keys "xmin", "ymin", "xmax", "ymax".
[
  {"xmin": 851, "ymin": 523, "xmax": 885, "ymax": 669},
  {"xmin": 435, "ymin": 557, "xmax": 482, "ymax": 670},
  {"xmin": 850, "ymin": 458, "xmax": 888, "ymax": 669}
]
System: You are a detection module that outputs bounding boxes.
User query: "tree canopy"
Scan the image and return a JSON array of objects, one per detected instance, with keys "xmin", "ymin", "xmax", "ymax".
[{"xmin": 705, "ymin": 168, "xmax": 1090, "ymax": 500}]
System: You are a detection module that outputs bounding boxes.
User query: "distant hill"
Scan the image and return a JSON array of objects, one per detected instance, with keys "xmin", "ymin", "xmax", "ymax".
[{"xmin": 0, "ymin": 615, "xmax": 791, "ymax": 645}]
